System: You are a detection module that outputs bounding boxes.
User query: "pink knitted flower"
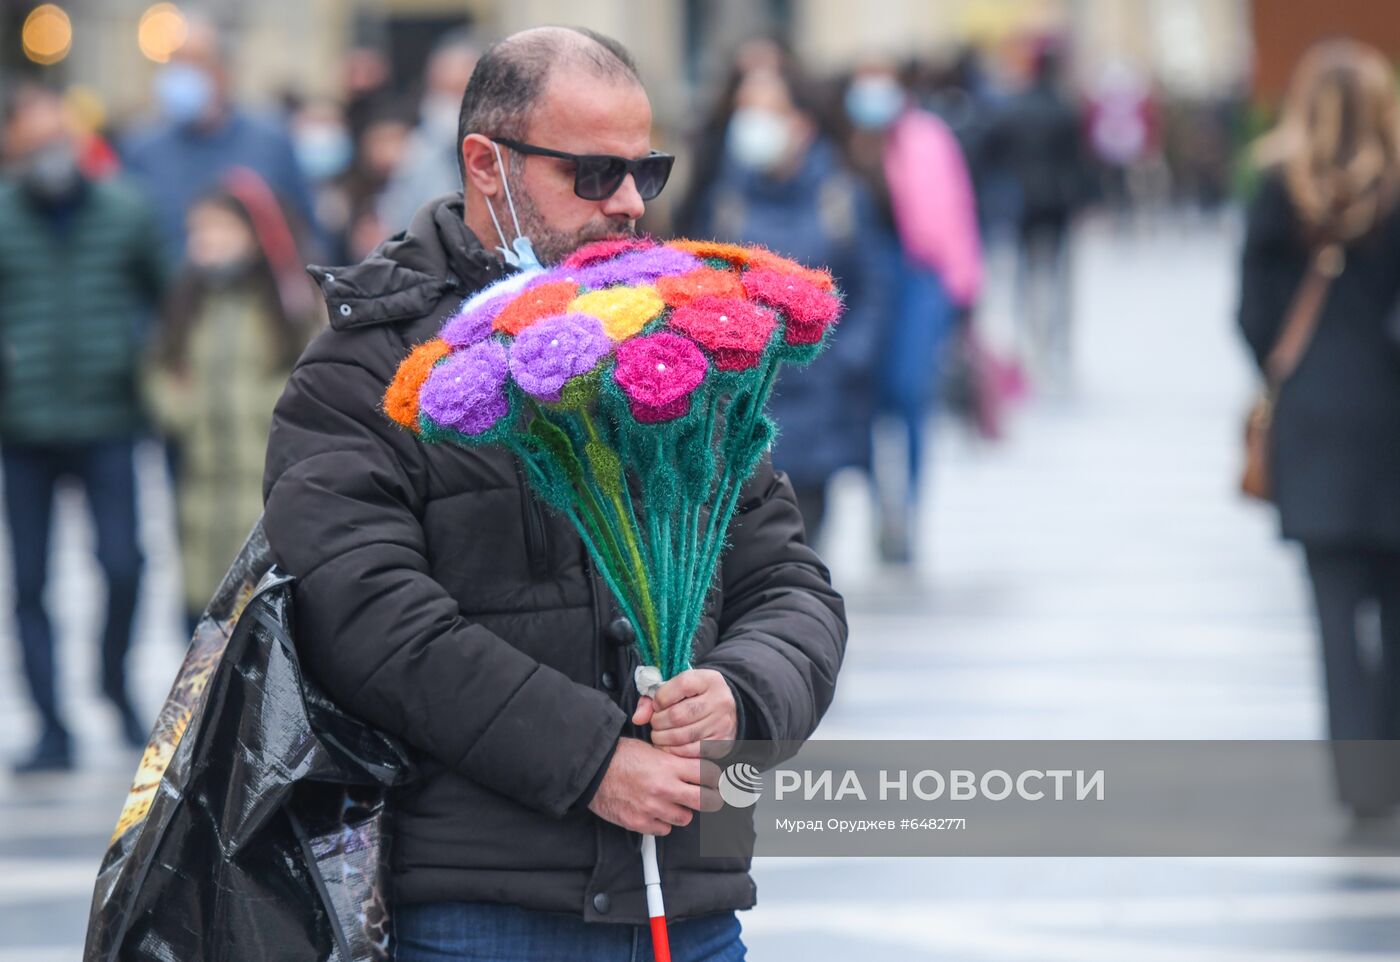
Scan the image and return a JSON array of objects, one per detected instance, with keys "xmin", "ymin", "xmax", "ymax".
[
  {"xmin": 667, "ymin": 296, "xmax": 777, "ymax": 371},
  {"xmin": 612, "ymin": 332, "xmax": 708, "ymax": 423},
  {"xmin": 561, "ymin": 236, "xmax": 656, "ymax": 271},
  {"xmin": 742, "ymin": 268, "xmax": 842, "ymax": 345},
  {"xmin": 419, "ymin": 340, "xmax": 510, "ymax": 435}
]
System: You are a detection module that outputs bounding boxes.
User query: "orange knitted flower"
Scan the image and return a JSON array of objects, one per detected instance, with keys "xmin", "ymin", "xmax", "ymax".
[
  {"xmin": 656, "ymin": 267, "xmax": 745, "ymax": 308},
  {"xmin": 493, "ymin": 281, "xmax": 579, "ymax": 336},
  {"xmin": 384, "ymin": 338, "xmax": 451, "ymax": 430},
  {"xmin": 670, "ymin": 240, "xmax": 754, "ymax": 268}
]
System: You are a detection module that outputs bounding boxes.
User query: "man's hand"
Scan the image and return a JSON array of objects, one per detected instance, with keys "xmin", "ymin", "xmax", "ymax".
[
  {"xmin": 587, "ymin": 737, "xmax": 722, "ymax": 835},
  {"xmin": 632, "ymin": 668, "xmax": 737, "ymax": 758}
]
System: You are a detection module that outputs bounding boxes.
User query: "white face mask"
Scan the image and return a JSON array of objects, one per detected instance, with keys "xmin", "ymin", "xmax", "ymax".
[
  {"xmin": 726, "ymin": 107, "xmax": 791, "ymax": 172},
  {"xmin": 485, "ymin": 141, "xmax": 542, "ymax": 271}
]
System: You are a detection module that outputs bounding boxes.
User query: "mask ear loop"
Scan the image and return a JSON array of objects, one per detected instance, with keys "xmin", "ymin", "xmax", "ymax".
[{"xmin": 487, "ymin": 141, "xmax": 541, "ymax": 270}]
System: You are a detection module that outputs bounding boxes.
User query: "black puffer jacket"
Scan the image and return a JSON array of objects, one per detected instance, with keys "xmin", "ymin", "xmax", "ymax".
[{"xmin": 262, "ymin": 194, "xmax": 848, "ymax": 923}]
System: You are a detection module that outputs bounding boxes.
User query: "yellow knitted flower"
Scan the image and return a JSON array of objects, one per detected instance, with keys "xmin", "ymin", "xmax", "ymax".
[{"xmin": 569, "ymin": 286, "xmax": 665, "ymax": 341}]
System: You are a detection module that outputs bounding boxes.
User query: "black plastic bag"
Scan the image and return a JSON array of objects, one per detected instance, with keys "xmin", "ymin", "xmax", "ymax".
[{"xmin": 84, "ymin": 521, "xmax": 414, "ymax": 962}]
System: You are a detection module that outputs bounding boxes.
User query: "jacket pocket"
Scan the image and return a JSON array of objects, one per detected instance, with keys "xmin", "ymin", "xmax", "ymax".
[{"xmin": 515, "ymin": 461, "xmax": 550, "ymax": 580}]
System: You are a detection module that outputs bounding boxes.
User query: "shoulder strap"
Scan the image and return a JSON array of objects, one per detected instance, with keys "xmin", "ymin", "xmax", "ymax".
[{"xmin": 1266, "ymin": 243, "xmax": 1344, "ymax": 385}]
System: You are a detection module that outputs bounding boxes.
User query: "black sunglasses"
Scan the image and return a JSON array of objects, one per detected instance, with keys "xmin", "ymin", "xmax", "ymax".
[{"xmin": 493, "ymin": 138, "xmax": 675, "ymax": 202}]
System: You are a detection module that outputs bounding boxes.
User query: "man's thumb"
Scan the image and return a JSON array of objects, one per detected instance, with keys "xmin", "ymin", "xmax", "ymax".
[{"xmin": 632, "ymin": 696, "xmax": 654, "ymax": 726}]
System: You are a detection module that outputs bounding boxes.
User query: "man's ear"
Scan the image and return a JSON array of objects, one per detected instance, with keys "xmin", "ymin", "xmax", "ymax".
[{"xmin": 462, "ymin": 133, "xmax": 502, "ymax": 198}]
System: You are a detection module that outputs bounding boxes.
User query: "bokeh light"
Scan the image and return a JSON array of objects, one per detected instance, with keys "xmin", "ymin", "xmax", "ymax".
[
  {"xmin": 138, "ymin": 3, "xmax": 188, "ymax": 64},
  {"xmin": 21, "ymin": 4, "xmax": 73, "ymax": 66}
]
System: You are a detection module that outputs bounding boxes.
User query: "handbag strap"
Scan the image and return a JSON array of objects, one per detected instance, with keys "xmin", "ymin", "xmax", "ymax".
[{"xmin": 1266, "ymin": 243, "xmax": 1344, "ymax": 385}]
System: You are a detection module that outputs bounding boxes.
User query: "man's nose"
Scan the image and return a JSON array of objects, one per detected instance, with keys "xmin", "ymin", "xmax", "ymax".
[{"xmin": 601, "ymin": 173, "xmax": 646, "ymax": 221}]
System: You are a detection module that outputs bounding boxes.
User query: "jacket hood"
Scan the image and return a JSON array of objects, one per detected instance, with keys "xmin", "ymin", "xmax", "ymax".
[{"xmin": 307, "ymin": 192, "xmax": 510, "ymax": 331}]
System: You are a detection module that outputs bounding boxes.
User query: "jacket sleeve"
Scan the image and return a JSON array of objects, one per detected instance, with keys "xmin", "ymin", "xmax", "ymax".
[
  {"xmin": 1238, "ymin": 174, "xmax": 1306, "ymax": 373},
  {"xmin": 262, "ymin": 355, "xmax": 627, "ymax": 818},
  {"xmin": 695, "ymin": 456, "xmax": 848, "ymax": 760}
]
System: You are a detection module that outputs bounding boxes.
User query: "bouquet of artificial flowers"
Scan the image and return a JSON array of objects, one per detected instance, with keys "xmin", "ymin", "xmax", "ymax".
[{"xmin": 383, "ymin": 235, "xmax": 841, "ymax": 958}]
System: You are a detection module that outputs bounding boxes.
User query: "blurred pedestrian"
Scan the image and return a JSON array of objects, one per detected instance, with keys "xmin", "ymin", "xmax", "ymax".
[
  {"xmin": 1238, "ymin": 39, "xmax": 1400, "ymax": 820},
  {"xmin": 841, "ymin": 62, "xmax": 983, "ymax": 564},
  {"xmin": 0, "ymin": 83, "xmax": 167, "ymax": 772},
  {"xmin": 291, "ymin": 98, "xmax": 355, "ymax": 263},
  {"xmin": 379, "ymin": 30, "xmax": 480, "ymax": 234},
  {"xmin": 687, "ymin": 58, "xmax": 888, "ymax": 543},
  {"xmin": 984, "ymin": 46, "xmax": 1087, "ymax": 389},
  {"xmin": 671, "ymin": 36, "xmax": 790, "ymax": 238},
  {"xmin": 343, "ymin": 102, "xmax": 413, "ymax": 261},
  {"xmin": 144, "ymin": 171, "xmax": 316, "ymax": 637},
  {"xmin": 121, "ymin": 14, "xmax": 317, "ymax": 261}
]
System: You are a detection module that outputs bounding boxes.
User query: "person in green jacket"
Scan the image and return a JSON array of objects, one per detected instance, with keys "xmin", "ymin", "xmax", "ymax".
[
  {"xmin": 145, "ymin": 173, "xmax": 317, "ymax": 637},
  {"xmin": 0, "ymin": 83, "xmax": 168, "ymax": 772}
]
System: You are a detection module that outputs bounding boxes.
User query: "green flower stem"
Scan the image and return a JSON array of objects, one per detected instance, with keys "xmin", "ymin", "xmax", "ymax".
[
  {"xmin": 514, "ymin": 445, "xmax": 650, "ymax": 651},
  {"xmin": 580, "ymin": 409, "xmax": 660, "ymax": 663}
]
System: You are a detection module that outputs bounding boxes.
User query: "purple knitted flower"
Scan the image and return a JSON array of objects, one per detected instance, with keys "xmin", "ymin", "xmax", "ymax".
[
  {"xmin": 509, "ymin": 314, "xmax": 613, "ymax": 402},
  {"xmin": 612, "ymin": 332, "xmax": 708, "ymax": 423},
  {"xmin": 420, "ymin": 339, "xmax": 510, "ymax": 435},
  {"xmin": 440, "ymin": 292, "xmax": 508, "ymax": 347},
  {"xmin": 573, "ymin": 246, "xmax": 703, "ymax": 290}
]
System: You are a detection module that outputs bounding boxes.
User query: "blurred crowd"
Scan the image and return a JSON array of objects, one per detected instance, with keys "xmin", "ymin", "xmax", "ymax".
[{"xmin": 0, "ymin": 15, "xmax": 1251, "ymax": 772}]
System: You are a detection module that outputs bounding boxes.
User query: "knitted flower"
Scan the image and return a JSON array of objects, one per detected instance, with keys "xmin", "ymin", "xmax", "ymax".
[
  {"xmin": 667, "ymin": 297, "xmax": 777, "ymax": 371},
  {"xmin": 656, "ymin": 267, "xmax": 745, "ymax": 309},
  {"xmin": 612, "ymin": 332, "xmax": 708, "ymax": 423},
  {"xmin": 746, "ymin": 248, "xmax": 836, "ymax": 292},
  {"xmin": 570, "ymin": 285, "xmax": 665, "ymax": 341},
  {"xmin": 573, "ymin": 246, "xmax": 702, "ymax": 289},
  {"xmin": 493, "ymin": 280, "xmax": 580, "ymax": 336},
  {"xmin": 562, "ymin": 236, "xmax": 656, "ymax": 271},
  {"xmin": 385, "ymin": 338, "xmax": 452, "ymax": 429},
  {"xmin": 670, "ymin": 239, "xmax": 755, "ymax": 268},
  {"xmin": 742, "ymin": 268, "xmax": 842, "ymax": 345},
  {"xmin": 419, "ymin": 339, "xmax": 510, "ymax": 435},
  {"xmin": 441, "ymin": 293, "xmax": 507, "ymax": 347},
  {"xmin": 509, "ymin": 314, "xmax": 613, "ymax": 402}
]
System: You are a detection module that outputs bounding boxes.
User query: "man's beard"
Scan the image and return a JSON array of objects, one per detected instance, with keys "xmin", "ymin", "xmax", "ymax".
[{"xmin": 509, "ymin": 188, "xmax": 636, "ymax": 266}]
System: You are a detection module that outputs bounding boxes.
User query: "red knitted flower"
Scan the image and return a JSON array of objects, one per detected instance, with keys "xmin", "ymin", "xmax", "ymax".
[
  {"xmin": 742, "ymin": 268, "xmax": 841, "ymax": 345},
  {"xmin": 746, "ymin": 249, "xmax": 835, "ymax": 292},
  {"xmin": 656, "ymin": 267, "xmax": 745, "ymax": 309},
  {"xmin": 667, "ymin": 296, "xmax": 777, "ymax": 371},
  {"xmin": 493, "ymin": 281, "xmax": 580, "ymax": 336},
  {"xmin": 612, "ymin": 332, "xmax": 708, "ymax": 423},
  {"xmin": 561, "ymin": 237, "xmax": 655, "ymax": 271}
]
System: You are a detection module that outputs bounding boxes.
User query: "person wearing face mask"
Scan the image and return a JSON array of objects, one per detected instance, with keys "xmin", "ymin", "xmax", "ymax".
[
  {"xmin": 290, "ymin": 98, "xmax": 355, "ymax": 263},
  {"xmin": 687, "ymin": 60, "xmax": 890, "ymax": 547},
  {"xmin": 840, "ymin": 63, "xmax": 983, "ymax": 567},
  {"xmin": 261, "ymin": 27, "xmax": 846, "ymax": 960},
  {"xmin": 144, "ymin": 172, "xmax": 316, "ymax": 639},
  {"xmin": 121, "ymin": 14, "xmax": 318, "ymax": 262},
  {"xmin": 378, "ymin": 30, "xmax": 480, "ymax": 235},
  {"xmin": 0, "ymin": 83, "xmax": 169, "ymax": 773}
]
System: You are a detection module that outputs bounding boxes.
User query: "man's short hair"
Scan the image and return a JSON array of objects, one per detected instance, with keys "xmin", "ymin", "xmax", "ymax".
[{"xmin": 455, "ymin": 26, "xmax": 641, "ymax": 186}]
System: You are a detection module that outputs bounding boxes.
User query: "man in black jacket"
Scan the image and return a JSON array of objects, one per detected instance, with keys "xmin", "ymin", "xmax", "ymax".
[{"xmin": 262, "ymin": 26, "xmax": 847, "ymax": 960}]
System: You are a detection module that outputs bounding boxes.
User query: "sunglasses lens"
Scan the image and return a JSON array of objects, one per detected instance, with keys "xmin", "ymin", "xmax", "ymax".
[
  {"xmin": 574, "ymin": 157, "xmax": 627, "ymax": 201},
  {"xmin": 632, "ymin": 155, "xmax": 674, "ymax": 201}
]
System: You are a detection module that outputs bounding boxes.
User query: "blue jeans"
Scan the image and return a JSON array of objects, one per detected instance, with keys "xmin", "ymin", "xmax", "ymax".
[
  {"xmin": 1, "ymin": 438, "xmax": 143, "ymax": 736},
  {"xmin": 393, "ymin": 902, "xmax": 746, "ymax": 962}
]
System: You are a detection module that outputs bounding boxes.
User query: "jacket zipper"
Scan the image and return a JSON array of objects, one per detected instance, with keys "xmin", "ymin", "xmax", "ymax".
[{"xmin": 515, "ymin": 461, "xmax": 549, "ymax": 579}]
